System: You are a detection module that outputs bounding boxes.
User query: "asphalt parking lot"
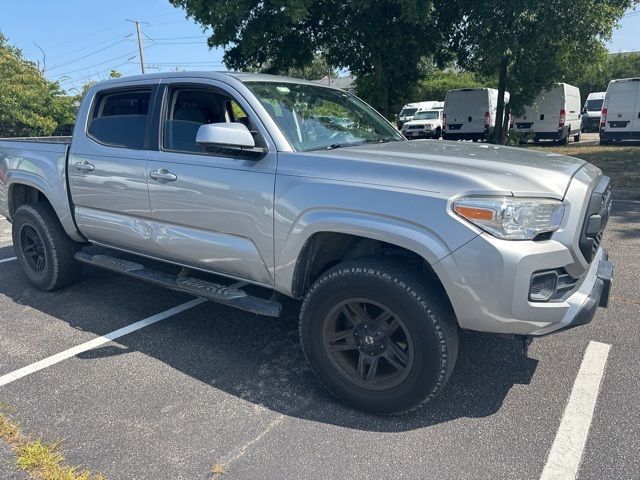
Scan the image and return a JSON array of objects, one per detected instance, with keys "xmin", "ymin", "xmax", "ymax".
[{"xmin": 0, "ymin": 202, "xmax": 639, "ymax": 480}]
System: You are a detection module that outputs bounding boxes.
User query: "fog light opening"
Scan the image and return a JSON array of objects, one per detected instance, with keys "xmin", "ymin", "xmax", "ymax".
[{"xmin": 529, "ymin": 271, "xmax": 558, "ymax": 302}]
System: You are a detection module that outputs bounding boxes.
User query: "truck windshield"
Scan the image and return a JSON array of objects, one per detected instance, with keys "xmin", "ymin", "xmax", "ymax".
[
  {"xmin": 245, "ymin": 82, "xmax": 404, "ymax": 151},
  {"xmin": 586, "ymin": 99, "xmax": 604, "ymax": 111},
  {"xmin": 413, "ymin": 111, "xmax": 439, "ymax": 120},
  {"xmin": 399, "ymin": 107, "xmax": 418, "ymax": 117}
]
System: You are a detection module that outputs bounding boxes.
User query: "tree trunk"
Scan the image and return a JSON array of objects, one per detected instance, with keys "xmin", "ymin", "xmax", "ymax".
[
  {"xmin": 493, "ymin": 55, "xmax": 509, "ymax": 144},
  {"xmin": 500, "ymin": 103, "xmax": 511, "ymax": 144}
]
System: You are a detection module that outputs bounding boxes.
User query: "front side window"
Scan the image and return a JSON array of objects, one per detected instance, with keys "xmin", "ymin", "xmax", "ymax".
[
  {"xmin": 400, "ymin": 108, "xmax": 418, "ymax": 117},
  {"xmin": 413, "ymin": 111, "xmax": 440, "ymax": 120},
  {"xmin": 162, "ymin": 87, "xmax": 261, "ymax": 154},
  {"xmin": 585, "ymin": 99, "xmax": 603, "ymax": 111},
  {"xmin": 88, "ymin": 89, "xmax": 151, "ymax": 149},
  {"xmin": 245, "ymin": 82, "xmax": 404, "ymax": 151}
]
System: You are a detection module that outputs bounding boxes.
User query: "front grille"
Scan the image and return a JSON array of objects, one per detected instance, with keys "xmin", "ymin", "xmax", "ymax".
[
  {"xmin": 407, "ymin": 125, "xmax": 424, "ymax": 130},
  {"xmin": 579, "ymin": 176, "xmax": 612, "ymax": 263}
]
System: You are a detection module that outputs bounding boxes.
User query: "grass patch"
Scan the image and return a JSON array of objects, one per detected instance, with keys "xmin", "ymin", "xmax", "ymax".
[
  {"xmin": 211, "ymin": 463, "xmax": 226, "ymax": 477},
  {"xmin": 0, "ymin": 412, "xmax": 106, "ymax": 480},
  {"xmin": 527, "ymin": 144, "xmax": 640, "ymax": 200}
]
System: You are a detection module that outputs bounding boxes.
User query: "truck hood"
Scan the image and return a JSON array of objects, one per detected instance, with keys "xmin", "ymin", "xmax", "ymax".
[{"xmin": 295, "ymin": 140, "xmax": 587, "ymax": 198}]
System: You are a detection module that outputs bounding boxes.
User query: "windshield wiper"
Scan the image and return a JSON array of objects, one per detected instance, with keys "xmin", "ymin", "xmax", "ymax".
[
  {"xmin": 363, "ymin": 137, "xmax": 393, "ymax": 144},
  {"xmin": 307, "ymin": 142, "xmax": 363, "ymax": 151}
]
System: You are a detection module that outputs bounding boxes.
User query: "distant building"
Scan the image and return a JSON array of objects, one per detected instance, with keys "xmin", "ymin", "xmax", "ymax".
[{"xmin": 313, "ymin": 75, "xmax": 357, "ymax": 94}]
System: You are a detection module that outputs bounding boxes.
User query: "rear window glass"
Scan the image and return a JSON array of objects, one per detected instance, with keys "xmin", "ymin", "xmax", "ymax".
[
  {"xmin": 585, "ymin": 99, "xmax": 603, "ymax": 111},
  {"xmin": 88, "ymin": 89, "xmax": 151, "ymax": 149}
]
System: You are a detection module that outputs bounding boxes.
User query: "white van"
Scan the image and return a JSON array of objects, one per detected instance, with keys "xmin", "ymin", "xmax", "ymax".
[
  {"xmin": 513, "ymin": 83, "xmax": 581, "ymax": 144},
  {"xmin": 443, "ymin": 88, "xmax": 510, "ymax": 141},
  {"xmin": 600, "ymin": 78, "xmax": 640, "ymax": 144},
  {"xmin": 397, "ymin": 101, "xmax": 443, "ymax": 128},
  {"xmin": 581, "ymin": 91, "xmax": 606, "ymax": 132}
]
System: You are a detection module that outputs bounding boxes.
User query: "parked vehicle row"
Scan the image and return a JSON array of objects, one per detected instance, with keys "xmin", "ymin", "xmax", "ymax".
[{"xmin": 398, "ymin": 76, "xmax": 640, "ymax": 145}]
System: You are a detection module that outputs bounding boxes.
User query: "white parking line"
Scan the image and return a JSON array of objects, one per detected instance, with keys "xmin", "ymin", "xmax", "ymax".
[
  {"xmin": 539, "ymin": 341, "xmax": 611, "ymax": 480},
  {"xmin": 0, "ymin": 297, "xmax": 207, "ymax": 388},
  {"xmin": 0, "ymin": 256, "xmax": 17, "ymax": 264}
]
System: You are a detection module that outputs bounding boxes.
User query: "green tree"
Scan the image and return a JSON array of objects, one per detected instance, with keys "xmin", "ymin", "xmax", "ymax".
[
  {"xmin": 0, "ymin": 32, "xmax": 75, "ymax": 137},
  {"xmin": 169, "ymin": 0, "xmax": 453, "ymax": 117},
  {"xmin": 411, "ymin": 70, "xmax": 487, "ymax": 103},
  {"xmin": 286, "ymin": 54, "xmax": 337, "ymax": 80},
  {"xmin": 566, "ymin": 50, "xmax": 640, "ymax": 95},
  {"xmin": 449, "ymin": 0, "xmax": 635, "ymax": 143}
]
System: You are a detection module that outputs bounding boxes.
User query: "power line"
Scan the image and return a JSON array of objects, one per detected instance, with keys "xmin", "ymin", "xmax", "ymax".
[
  {"xmin": 52, "ymin": 50, "xmax": 141, "ymax": 78},
  {"xmin": 146, "ymin": 61, "xmax": 225, "ymax": 66},
  {"xmin": 145, "ymin": 35, "xmax": 209, "ymax": 41},
  {"xmin": 58, "ymin": 60, "xmax": 133, "ymax": 86},
  {"xmin": 47, "ymin": 38, "xmax": 130, "ymax": 71}
]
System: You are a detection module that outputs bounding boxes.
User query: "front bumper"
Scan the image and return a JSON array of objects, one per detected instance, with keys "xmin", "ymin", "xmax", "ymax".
[
  {"xmin": 600, "ymin": 130, "xmax": 640, "ymax": 141},
  {"xmin": 432, "ymin": 238, "xmax": 613, "ymax": 337},
  {"xmin": 582, "ymin": 117, "xmax": 600, "ymax": 132},
  {"xmin": 403, "ymin": 128, "xmax": 438, "ymax": 139},
  {"xmin": 550, "ymin": 253, "xmax": 612, "ymax": 334}
]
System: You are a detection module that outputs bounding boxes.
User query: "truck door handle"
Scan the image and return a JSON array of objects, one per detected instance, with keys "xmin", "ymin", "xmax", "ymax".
[
  {"xmin": 74, "ymin": 160, "xmax": 95, "ymax": 172},
  {"xmin": 149, "ymin": 169, "xmax": 177, "ymax": 182}
]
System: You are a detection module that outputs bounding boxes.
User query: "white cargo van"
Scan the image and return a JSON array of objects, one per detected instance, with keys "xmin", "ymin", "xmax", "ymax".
[
  {"xmin": 443, "ymin": 88, "xmax": 510, "ymax": 141},
  {"xmin": 397, "ymin": 101, "xmax": 443, "ymax": 128},
  {"xmin": 514, "ymin": 83, "xmax": 581, "ymax": 144},
  {"xmin": 600, "ymin": 78, "xmax": 640, "ymax": 144},
  {"xmin": 581, "ymin": 91, "xmax": 605, "ymax": 132}
]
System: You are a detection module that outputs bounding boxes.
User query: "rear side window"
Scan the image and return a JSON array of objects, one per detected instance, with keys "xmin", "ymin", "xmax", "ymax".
[{"xmin": 88, "ymin": 89, "xmax": 151, "ymax": 149}]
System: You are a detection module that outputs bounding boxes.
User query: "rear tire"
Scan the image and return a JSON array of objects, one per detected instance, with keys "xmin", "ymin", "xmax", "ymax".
[
  {"xmin": 574, "ymin": 132, "xmax": 581, "ymax": 143},
  {"xmin": 12, "ymin": 203, "xmax": 82, "ymax": 291},
  {"xmin": 558, "ymin": 133, "xmax": 569, "ymax": 145},
  {"xmin": 299, "ymin": 259, "xmax": 458, "ymax": 414}
]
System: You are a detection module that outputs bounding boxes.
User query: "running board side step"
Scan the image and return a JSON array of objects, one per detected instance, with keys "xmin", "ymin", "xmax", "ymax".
[{"xmin": 74, "ymin": 252, "xmax": 282, "ymax": 317}]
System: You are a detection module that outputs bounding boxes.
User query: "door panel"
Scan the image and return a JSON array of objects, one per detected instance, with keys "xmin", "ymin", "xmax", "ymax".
[
  {"xmin": 68, "ymin": 85, "xmax": 155, "ymax": 251},
  {"xmin": 145, "ymin": 81, "xmax": 277, "ymax": 284},
  {"xmin": 146, "ymin": 152, "xmax": 276, "ymax": 284}
]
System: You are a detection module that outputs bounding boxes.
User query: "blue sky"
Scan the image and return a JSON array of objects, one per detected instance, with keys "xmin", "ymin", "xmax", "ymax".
[{"xmin": 2, "ymin": 1, "xmax": 639, "ymax": 94}]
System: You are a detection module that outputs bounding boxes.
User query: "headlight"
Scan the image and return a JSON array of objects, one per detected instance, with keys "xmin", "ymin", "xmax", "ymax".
[{"xmin": 453, "ymin": 196, "xmax": 565, "ymax": 240}]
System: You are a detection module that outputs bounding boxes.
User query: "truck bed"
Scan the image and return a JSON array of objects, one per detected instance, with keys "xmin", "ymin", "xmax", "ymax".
[
  {"xmin": 0, "ymin": 136, "xmax": 72, "ymax": 144},
  {"xmin": 0, "ymin": 137, "xmax": 76, "ymax": 237}
]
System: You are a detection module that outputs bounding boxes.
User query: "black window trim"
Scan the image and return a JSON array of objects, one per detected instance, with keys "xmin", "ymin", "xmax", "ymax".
[
  {"xmin": 157, "ymin": 82, "xmax": 270, "ymax": 159},
  {"xmin": 86, "ymin": 85, "xmax": 158, "ymax": 151}
]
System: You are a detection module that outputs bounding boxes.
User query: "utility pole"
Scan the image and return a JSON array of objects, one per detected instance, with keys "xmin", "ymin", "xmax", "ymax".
[{"xmin": 126, "ymin": 19, "xmax": 146, "ymax": 74}]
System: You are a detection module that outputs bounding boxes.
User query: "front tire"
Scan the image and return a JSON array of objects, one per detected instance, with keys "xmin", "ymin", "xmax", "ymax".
[
  {"xmin": 574, "ymin": 131, "xmax": 581, "ymax": 143},
  {"xmin": 299, "ymin": 259, "xmax": 458, "ymax": 414},
  {"xmin": 12, "ymin": 203, "xmax": 82, "ymax": 291}
]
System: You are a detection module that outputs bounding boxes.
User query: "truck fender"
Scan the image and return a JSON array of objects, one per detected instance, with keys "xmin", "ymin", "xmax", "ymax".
[
  {"xmin": 6, "ymin": 172, "xmax": 84, "ymax": 242},
  {"xmin": 276, "ymin": 208, "xmax": 454, "ymax": 296}
]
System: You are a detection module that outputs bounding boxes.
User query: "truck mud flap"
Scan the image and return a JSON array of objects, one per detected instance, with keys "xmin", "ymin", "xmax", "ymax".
[{"xmin": 74, "ymin": 252, "xmax": 281, "ymax": 317}]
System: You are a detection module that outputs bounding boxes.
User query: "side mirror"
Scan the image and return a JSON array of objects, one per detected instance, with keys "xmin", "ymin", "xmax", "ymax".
[{"xmin": 196, "ymin": 123, "xmax": 256, "ymax": 149}]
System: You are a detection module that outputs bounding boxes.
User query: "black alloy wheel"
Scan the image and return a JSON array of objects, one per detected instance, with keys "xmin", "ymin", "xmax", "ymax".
[{"xmin": 322, "ymin": 298, "xmax": 414, "ymax": 390}]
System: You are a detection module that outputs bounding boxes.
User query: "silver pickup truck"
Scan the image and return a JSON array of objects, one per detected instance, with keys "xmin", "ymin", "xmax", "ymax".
[{"xmin": 0, "ymin": 72, "xmax": 613, "ymax": 414}]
